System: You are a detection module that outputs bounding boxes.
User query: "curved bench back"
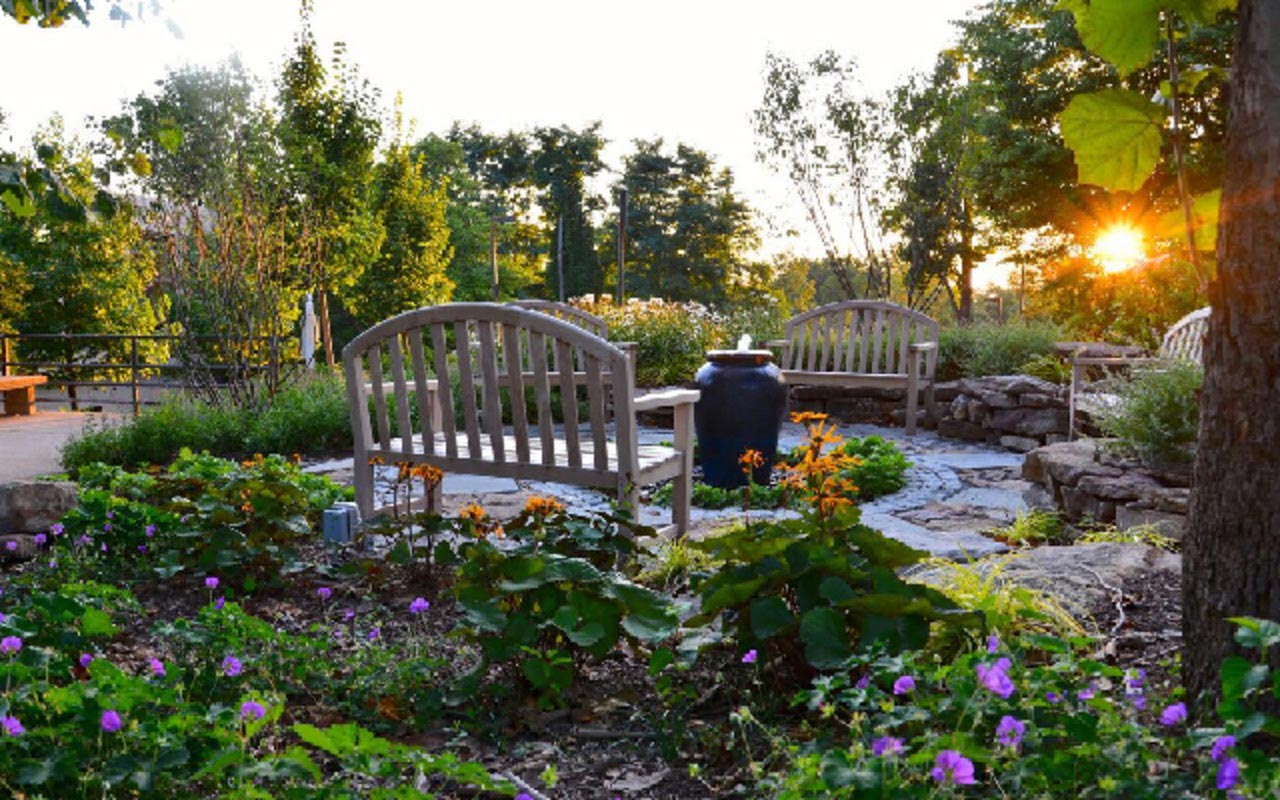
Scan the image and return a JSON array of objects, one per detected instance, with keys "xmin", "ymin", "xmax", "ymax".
[
  {"xmin": 782, "ymin": 300, "xmax": 939, "ymax": 377},
  {"xmin": 509, "ymin": 300, "xmax": 608, "ymax": 339},
  {"xmin": 1159, "ymin": 306, "xmax": 1210, "ymax": 364},
  {"xmin": 343, "ymin": 303, "xmax": 636, "ymax": 475}
]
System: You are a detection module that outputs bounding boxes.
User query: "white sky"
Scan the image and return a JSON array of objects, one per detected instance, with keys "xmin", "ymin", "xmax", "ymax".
[{"xmin": 0, "ymin": 0, "xmax": 1001, "ymax": 280}]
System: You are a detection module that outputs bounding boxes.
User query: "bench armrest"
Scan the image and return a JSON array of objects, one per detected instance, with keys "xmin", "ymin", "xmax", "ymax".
[
  {"xmin": 633, "ymin": 389, "xmax": 700, "ymax": 412},
  {"xmin": 908, "ymin": 342, "xmax": 937, "ymax": 353},
  {"xmin": 1070, "ymin": 356, "xmax": 1155, "ymax": 367}
]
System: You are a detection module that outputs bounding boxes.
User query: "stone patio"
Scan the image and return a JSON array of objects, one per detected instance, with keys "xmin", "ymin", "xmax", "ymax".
[{"xmin": 307, "ymin": 421, "xmax": 1032, "ymax": 560}]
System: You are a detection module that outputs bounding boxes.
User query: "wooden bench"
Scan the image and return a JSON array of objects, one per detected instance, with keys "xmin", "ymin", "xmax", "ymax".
[
  {"xmin": 0, "ymin": 374, "xmax": 48, "ymax": 416},
  {"xmin": 1068, "ymin": 306, "xmax": 1210, "ymax": 438},
  {"xmin": 508, "ymin": 300, "xmax": 608, "ymax": 338},
  {"xmin": 767, "ymin": 300, "xmax": 939, "ymax": 435},
  {"xmin": 343, "ymin": 303, "xmax": 699, "ymax": 535}
]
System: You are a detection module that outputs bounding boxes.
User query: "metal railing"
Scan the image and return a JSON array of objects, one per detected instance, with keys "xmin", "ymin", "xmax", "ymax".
[{"xmin": 0, "ymin": 333, "xmax": 286, "ymax": 416}]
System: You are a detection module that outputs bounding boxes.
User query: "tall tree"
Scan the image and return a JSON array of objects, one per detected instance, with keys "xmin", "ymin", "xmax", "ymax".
[
  {"xmin": 278, "ymin": 2, "xmax": 383, "ymax": 364},
  {"xmin": 1184, "ymin": 0, "xmax": 1279, "ymax": 705},
  {"xmin": 531, "ymin": 124, "xmax": 605, "ymax": 300},
  {"xmin": 606, "ymin": 139, "xmax": 757, "ymax": 305},
  {"xmin": 347, "ymin": 121, "xmax": 453, "ymax": 326},
  {"xmin": 0, "ymin": 123, "xmax": 165, "ymax": 401}
]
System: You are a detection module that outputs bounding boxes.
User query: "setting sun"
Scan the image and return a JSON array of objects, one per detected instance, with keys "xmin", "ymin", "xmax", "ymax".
[{"xmin": 1091, "ymin": 225, "xmax": 1147, "ymax": 273}]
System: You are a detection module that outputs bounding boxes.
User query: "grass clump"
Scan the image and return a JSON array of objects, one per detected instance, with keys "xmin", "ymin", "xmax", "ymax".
[
  {"xmin": 1079, "ymin": 523, "xmax": 1180, "ymax": 552},
  {"xmin": 61, "ymin": 373, "xmax": 351, "ymax": 473},
  {"xmin": 989, "ymin": 510, "xmax": 1066, "ymax": 547}
]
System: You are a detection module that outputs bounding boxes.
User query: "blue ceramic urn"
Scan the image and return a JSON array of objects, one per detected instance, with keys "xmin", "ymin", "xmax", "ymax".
[{"xmin": 693, "ymin": 349, "xmax": 788, "ymax": 488}]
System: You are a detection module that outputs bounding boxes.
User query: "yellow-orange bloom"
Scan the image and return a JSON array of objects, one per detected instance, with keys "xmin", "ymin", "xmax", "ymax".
[
  {"xmin": 738, "ymin": 449, "xmax": 765, "ymax": 469},
  {"xmin": 459, "ymin": 503, "xmax": 488, "ymax": 522},
  {"xmin": 523, "ymin": 495, "xmax": 566, "ymax": 517},
  {"xmin": 790, "ymin": 411, "xmax": 829, "ymax": 424}
]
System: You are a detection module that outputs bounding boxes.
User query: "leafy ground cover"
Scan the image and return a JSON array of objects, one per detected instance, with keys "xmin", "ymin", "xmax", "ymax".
[{"xmin": 2, "ymin": 414, "xmax": 1277, "ymax": 798}]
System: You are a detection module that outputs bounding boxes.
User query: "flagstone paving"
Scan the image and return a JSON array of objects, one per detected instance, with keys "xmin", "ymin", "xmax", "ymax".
[{"xmin": 308, "ymin": 421, "xmax": 1032, "ymax": 560}]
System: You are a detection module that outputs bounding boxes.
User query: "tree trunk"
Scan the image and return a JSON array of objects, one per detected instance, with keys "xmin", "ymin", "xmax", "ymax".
[
  {"xmin": 317, "ymin": 287, "xmax": 335, "ymax": 368},
  {"xmin": 1183, "ymin": 0, "xmax": 1280, "ymax": 708},
  {"xmin": 957, "ymin": 199, "xmax": 975, "ymax": 323}
]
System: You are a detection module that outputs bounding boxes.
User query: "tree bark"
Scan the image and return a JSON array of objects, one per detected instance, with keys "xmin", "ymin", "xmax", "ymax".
[
  {"xmin": 1183, "ymin": 0, "xmax": 1280, "ymax": 708},
  {"xmin": 317, "ymin": 287, "xmax": 335, "ymax": 368}
]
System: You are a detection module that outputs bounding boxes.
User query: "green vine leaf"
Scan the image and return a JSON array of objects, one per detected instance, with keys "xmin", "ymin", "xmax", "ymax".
[
  {"xmin": 1060, "ymin": 89, "xmax": 1165, "ymax": 192},
  {"xmin": 1058, "ymin": 0, "xmax": 1164, "ymax": 78},
  {"xmin": 1156, "ymin": 190, "xmax": 1220, "ymax": 250}
]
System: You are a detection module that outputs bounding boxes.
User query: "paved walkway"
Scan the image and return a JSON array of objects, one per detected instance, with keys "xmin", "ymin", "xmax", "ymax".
[
  {"xmin": 308, "ymin": 421, "xmax": 1030, "ymax": 560},
  {"xmin": 0, "ymin": 412, "xmax": 106, "ymax": 481}
]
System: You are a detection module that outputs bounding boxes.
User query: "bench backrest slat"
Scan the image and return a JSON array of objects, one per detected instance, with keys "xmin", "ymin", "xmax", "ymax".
[
  {"xmin": 528, "ymin": 330, "xmax": 556, "ymax": 466},
  {"xmin": 556, "ymin": 338, "xmax": 583, "ymax": 468},
  {"xmin": 407, "ymin": 331, "xmax": 435, "ymax": 456},
  {"xmin": 502, "ymin": 323, "xmax": 532, "ymax": 463},
  {"xmin": 388, "ymin": 336, "xmax": 414, "ymax": 457},
  {"xmin": 784, "ymin": 300, "xmax": 939, "ymax": 377},
  {"xmin": 368, "ymin": 346, "xmax": 391, "ymax": 449},
  {"xmin": 454, "ymin": 321, "xmax": 483, "ymax": 458},
  {"xmin": 430, "ymin": 323, "xmax": 457, "ymax": 458},
  {"xmin": 585, "ymin": 358, "xmax": 609, "ymax": 470},
  {"xmin": 476, "ymin": 321, "xmax": 505, "ymax": 463},
  {"xmin": 509, "ymin": 300, "xmax": 608, "ymax": 338}
]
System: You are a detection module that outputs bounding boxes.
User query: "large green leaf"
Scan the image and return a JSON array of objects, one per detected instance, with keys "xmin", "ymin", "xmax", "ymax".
[
  {"xmin": 1058, "ymin": 0, "xmax": 1163, "ymax": 77},
  {"xmin": 844, "ymin": 525, "xmax": 924, "ymax": 569},
  {"xmin": 1156, "ymin": 190, "xmax": 1220, "ymax": 251},
  {"xmin": 1061, "ymin": 89, "xmax": 1164, "ymax": 192},
  {"xmin": 457, "ymin": 596, "xmax": 506, "ymax": 633},
  {"xmin": 700, "ymin": 575, "xmax": 768, "ymax": 616},
  {"xmin": 81, "ymin": 607, "xmax": 118, "ymax": 637},
  {"xmin": 799, "ymin": 607, "xmax": 851, "ymax": 669},
  {"xmin": 1168, "ymin": 0, "xmax": 1237, "ymax": 24},
  {"xmin": 749, "ymin": 596, "xmax": 795, "ymax": 639}
]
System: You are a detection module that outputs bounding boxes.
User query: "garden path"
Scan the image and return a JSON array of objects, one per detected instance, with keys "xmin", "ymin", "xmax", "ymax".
[
  {"xmin": 308, "ymin": 422, "xmax": 1028, "ymax": 560},
  {"xmin": 0, "ymin": 411, "xmax": 107, "ymax": 481}
]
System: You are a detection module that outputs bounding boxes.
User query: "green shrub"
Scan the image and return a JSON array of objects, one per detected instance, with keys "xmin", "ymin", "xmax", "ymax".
[
  {"xmin": 1019, "ymin": 352, "xmax": 1072, "ymax": 384},
  {"xmin": 61, "ymin": 373, "xmax": 352, "ymax": 473},
  {"xmin": 937, "ymin": 320, "xmax": 1064, "ymax": 380},
  {"xmin": 1097, "ymin": 361, "xmax": 1202, "ymax": 467},
  {"xmin": 574, "ymin": 297, "xmax": 727, "ymax": 386},
  {"xmin": 783, "ymin": 435, "xmax": 911, "ymax": 502}
]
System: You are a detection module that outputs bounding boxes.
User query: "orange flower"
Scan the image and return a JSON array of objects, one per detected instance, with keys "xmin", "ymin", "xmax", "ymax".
[
  {"xmin": 368, "ymin": 456, "xmax": 386, "ymax": 466},
  {"xmin": 240, "ymin": 502, "xmax": 254, "ymax": 514},
  {"xmin": 412, "ymin": 464, "xmax": 444, "ymax": 485},
  {"xmin": 459, "ymin": 503, "xmax": 488, "ymax": 522},
  {"xmin": 790, "ymin": 411, "xmax": 829, "ymax": 424},
  {"xmin": 738, "ymin": 449, "xmax": 765, "ymax": 469},
  {"xmin": 523, "ymin": 496, "xmax": 566, "ymax": 517}
]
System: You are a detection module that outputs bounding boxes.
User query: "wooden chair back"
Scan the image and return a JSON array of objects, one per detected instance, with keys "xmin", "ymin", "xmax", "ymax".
[
  {"xmin": 1158, "ymin": 307, "xmax": 1210, "ymax": 364},
  {"xmin": 343, "ymin": 303, "xmax": 638, "ymax": 477},
  {"xmin": 781, "ymin": 300, "xmax": 939, "ymax": 377}
]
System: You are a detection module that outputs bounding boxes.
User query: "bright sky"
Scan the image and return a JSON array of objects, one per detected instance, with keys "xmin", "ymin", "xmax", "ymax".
[{"xmin": 0, "ymin": 0, "xmax": 995, "ymax": 276}]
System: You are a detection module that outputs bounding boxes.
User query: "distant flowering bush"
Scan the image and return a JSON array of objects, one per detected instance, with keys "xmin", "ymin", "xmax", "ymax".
[{"xmin": 771, "ymin": 618, "xmax": 1280, "ymax": 798}]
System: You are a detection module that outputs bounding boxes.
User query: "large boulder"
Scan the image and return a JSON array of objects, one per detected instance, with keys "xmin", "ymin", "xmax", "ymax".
[
  {"xmin": 0, "ymin": 481, "xmax": 78, "ymax": 533},
  {"xmin": 1023, "ymin": 440, "xmax": 1121, "ymax": 487}
]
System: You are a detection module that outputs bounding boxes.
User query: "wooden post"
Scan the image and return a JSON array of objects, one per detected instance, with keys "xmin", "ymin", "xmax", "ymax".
[
  {"xmin": 1, "ymin": 336, "xmax": 9, "ymax": 377},
  {"xmin": 130, "ymin": 337, "xmax": 141, "ymax": 417}
]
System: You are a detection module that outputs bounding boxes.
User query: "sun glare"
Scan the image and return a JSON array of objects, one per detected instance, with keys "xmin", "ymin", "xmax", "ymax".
[{"xmin": 1091, "ymin": 225, "xmax": 1147, "ymax": 274}]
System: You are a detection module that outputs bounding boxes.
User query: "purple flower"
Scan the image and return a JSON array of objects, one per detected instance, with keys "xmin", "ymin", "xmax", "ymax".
[
  {"xmin": 222, "ymin": 655, "xmax": 243, "ymax": 677},
  {"xmin": 995, "ymin": 715, "xmax": 1026, "ymax": 749},
  {"xmin": 76, "ymin": 535, "xmax": 90, "ymax": 547},
  {"xmin": 1125, "ymin": 668, "xmax": 1146, "ymax": 692},
  {"xmin": 1077, "ymin": 683, "xmax": 1096, "ymax": 701},
  {"xmin": 1, "ymin": 635, "xmax": 21, "ymax": 655},
  {"xmin": 855, "ymin": 675, "xmax": 871, "ymax": 690},
  {"xmin": 145, "ymin": 525, "xmax": 156, "ymax": 538},
  {"xmin": 149, "ymin": 658, "xmax": 166, "ymax": 677},
  {"xmin": 741, "ymin": 649, "xmax": 758, "ymax": 664},
  {"xmin": 872, "ymin": 736, "xmax": 904, "ymax": 757},
  {"xmin": 180, "ymin": 514, "xmax": 190, "ymax": 524},
  {"xmin": 1045, "ymin": 691, "xmax": 1062, "ymax": 704},
  {"xmin": 1159, "ymin": 702, "xmax": 1187, "ymax": 727},
  {"xmin": 105, "ymin": 511, "xmax": 115, "ymax": 520},
  {"xmin": 79, "ymin": 653, "xmax": 94, "ymax": 668},
  {"xmin": 33, "ymin": 533, "xmax": 46, "ymax": 546},
  {"xmin": 409, "ymin": 597, "xmax": 430, "ymax": 614},
  {"xmin": 892, "ymin": 675, "xmax": 916, "ymax": 696},
  {"xmin": 1211, "ymin": 735, "xmax": 1236, "ymax": 762},
  {"xmin": 50, "ymin": 523, "xmax": 64, "ymax": 536},
  {"xmin": 100, "ymin": 709, "xmax": 123, "ymax": 733},
  {"xmin": 515, "ymin": 794, "xmax": 534, "ymax": 800},
  {"xmin": 215, "ymin": 596, "xmax": 225, "ymax": 611},
  {"xmin": 0, "ymin": 612, "xmax": 6, "ymax": 623},
  {"xmin": 367, "ymin": 627, "xmax": 380, "ymax": 641},
  {"xmin": 931, "ymin": 750, "xmax": 977, "ymax": 785},
  {"xmin": 987, "ymin": 633, "xmax": 999, "ymax": 653},
  {"xmin": 102, "ymin": 523, "xmax": 112, "ymax": 533},
  {"xmin": 975, "ymin": 658, "xmax": 1015, "ymax": 699},
  {"xmin": 1, "ymin": 715, "xmax": 24, "ymax": 736},
  {"xmin": 4, "ymin": 541, "xmax": 15, "ymax": 552},
  {"xmin": 205, "ymin": 576, "xmax": 220, "ymax": 590},
  {"xmin": 343, "ymin": 609, "xmax": 355, "ymax": 622},
  {"xmin": 1216, "ymin": 757, "xmax": 1241, "ymax": 792},
  {"xmin": 1130, "ymin": 695, "xmax": 1147, "ymax": 710},
  {"xmin": 316, "ymin": 587, "xmax": 332, "ymax": 601},
  {"xmin": 240, "ymin": 700, "xmax": 266, "ymax": 720},
  {"xmin": 137, "ymin": 545, "xmax": 147, "ymax": 554}
]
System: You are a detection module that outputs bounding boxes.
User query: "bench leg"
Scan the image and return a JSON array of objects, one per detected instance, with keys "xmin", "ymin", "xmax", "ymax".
[
  {"xmin": 1069, "ymin": 361, "xmax": 1083, "ymax": 440},
  {"xmin": 3, "ymin": 386, "xmax": 36, "ymax": 416},
  {"xmin": 905, "ymin": 370, "xmax": 920, "ymax": 437},
  {"xmin": 672, "ymin": 402, "xmax": 694, "ymax": 536},
  {"xmin": 353, "ymin": 454, "xmax": 375, "ymax": 521}
]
